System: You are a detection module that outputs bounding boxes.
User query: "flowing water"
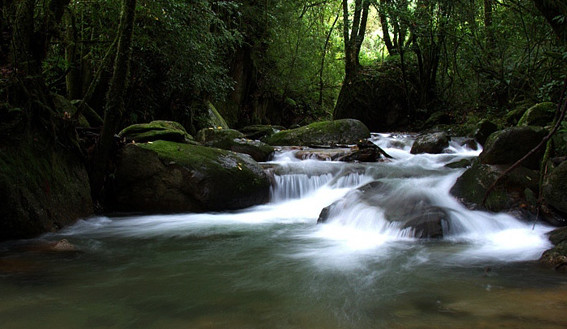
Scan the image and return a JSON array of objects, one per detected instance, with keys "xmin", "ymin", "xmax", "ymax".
[{"xmin": 1, "ymin": 134, "xmax": 567, "ymax": 329}]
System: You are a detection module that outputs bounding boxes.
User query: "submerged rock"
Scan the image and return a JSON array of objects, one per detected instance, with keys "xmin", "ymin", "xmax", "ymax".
[
  {"xmin": 262, "ymin": 119, "xmax": 370, "ymax": 147},
  {"xmin": 119, "ymin": 120, "xmax": 194, "ymax": 143},
  {"xmin": 318, "ymin": 181, "xmax": 449, "ymax": 239},
  {"xmin": 336, "ymin": 140, "xmax": 393, "ymax": 162},
  {"xmin": 196, "ymin": 127, "xmax": 274, "ymax": 162},
  {"xmin": 410, "ymin": 132, "xmax": 450, "ymax": 154},
  {"xmin": 479, "ymin": 126, "xmax": 547, "ymax": 170},
  {"xmin": 112, "ymin": 141, "xmax": 270, "ymax": 213}
]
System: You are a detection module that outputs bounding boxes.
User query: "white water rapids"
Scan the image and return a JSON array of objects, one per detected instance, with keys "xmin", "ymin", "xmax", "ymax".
[
  {"xmin": 1, "ymin": 133, "xmax": 564, "ymax": 329},
  {"xmin": 59, "ymin": 133, "xmax": 553, "ymax": 263}
]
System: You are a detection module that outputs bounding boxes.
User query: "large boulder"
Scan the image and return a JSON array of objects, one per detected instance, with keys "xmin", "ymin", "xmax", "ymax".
[
  {"xmin": 543, "ymin": 161, "xmax": 567, "ymax": 215},
  {"xmin": 240, "ymin": 125, "xmax": 285, "ymax": 140},
  {"xmin": 262, "ymin": 119, "xmax": 370, "ymax": 147},
  {"xmin": 479, "ymin": 126, "xmax": 547, "ymax": 170},
  {"xmin": 119, "ymin": 120, "xmax": 194, "ymax": 143},
  {"xmin": 318, "ymin": 181, "xmax": 449, "ymax": 238},
  {"xmin": 410, "ymin": 132, "xmax": 450, "ymax": 154},
  {"xmin": 517, "ymin": 102, "xmax": 555, "ymax": 127},
  {"xmin": 333, "ymin": 64, "xmax": 418, "ymax": 132},
  {"xmin": 111, "ymin": 141, "xmax": 270, "ymax": 213},
  {"xmin": 473, "ymin": 119, "xmax": 498, "ymax": 146},
  {"xmin": 540, "ymin": 227, "xmax": 567, "ymax": 271},
  {"xmin": 199, "ymin": 101, "xmax": 230, "ymax": 130},
  {"xmin": 450, "ymin": 159, "xmax": 539, "ymax": 213},
  {"xmin": 0, "ymin": 139, "xmax": 93, "ymax": 241},
  {"xmin": 196, "ymin": 127, "xmax": 274, "ymax": 162}
]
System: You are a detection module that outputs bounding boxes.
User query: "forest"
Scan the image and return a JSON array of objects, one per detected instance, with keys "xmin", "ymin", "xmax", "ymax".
[
  {"xmin": 3, "ymin": 1, "xmax": 567, "ymax": 327},
  {"xmin": 1, "ymin": 1, "xmax": 567, "ymax": 248}
]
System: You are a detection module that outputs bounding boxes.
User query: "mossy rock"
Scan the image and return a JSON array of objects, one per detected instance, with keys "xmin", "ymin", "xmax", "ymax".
[
  {"xmin": 445, "ymin": 158, "xmax": 473, "ymax": 169},
  {"xmin": 196, "ymin": 127, "xmax": 274, "ymax": 162},
  {"xmin": 262, "ymin": 119, "xmax": 370, "ymax": 147},
  {"xmin": 450, "ymin": 159, "xmax": 539, "ymax": 213},
  {"xmin": 552, "ymin": 132, "xmax": 567, "ymax": 157},
  {"xmin": 333, "ymin": 63, "xmax": 419, "ymax": 131},
  {"xmin": 119, "ymin": 120, "xmax": 194, "ymax": 143},
  {"xmin": 543, "ymin": 161, "xmax": 567, "ymax": 215},
  {"xmin": 112, "ymin": 141, "xmax": 270, "ymax": 213},
  {"xmin": 410, "ymin": 132, "xmax": 450, "ymax": 154},
  {"xmin": 473, "ymin": 119, "xmax": 498, "ymax": 146},
  {"xmin": 540, "ymin": 227, "xmax": 567, "ymax": 270},
  {"xmin": 517, "ymin": 102, "xmax": 555, "ymax": 127},
  {"xmin": 424, "ymin": 111, "xmax": 452, "ymax": 128},
  {"xmin": 196, "ymin": 127, "xmax": 244, "ymax": 143},
  {"xmin": 480, "ymin": 126, "xmax": 547, "ymax": 170},
  {"xmin": 0, "ymin": 137, "xmax": 93, "ymax": 241},
  {"xmin": 505, "ymin": 104, "xmax": 530, "ymax": 125},
  {"xmin": 318, "ymin": 181, "xmax": 449, "ymax": 238},
  {"xmin": 197, "ymin": 101, "xmax": 229, "ymax": 130},
  {"xmin": 240, "ymin": 125, "xmax": 285, "ymax": 140}
]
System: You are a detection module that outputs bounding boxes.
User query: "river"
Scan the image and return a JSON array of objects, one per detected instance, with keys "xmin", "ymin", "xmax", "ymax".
[{"xmin": 1, "ymin": 133, "xmax": 566, "ymax": 328}]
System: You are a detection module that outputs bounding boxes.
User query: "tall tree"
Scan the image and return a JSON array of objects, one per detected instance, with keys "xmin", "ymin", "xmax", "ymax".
[
  {"xmin": 91, "ymin": 0, "xmax": 137, "ymax": 200},
  {"xmin": 342, "ymin": 0, "xmax": 370, "ymax": 79}
]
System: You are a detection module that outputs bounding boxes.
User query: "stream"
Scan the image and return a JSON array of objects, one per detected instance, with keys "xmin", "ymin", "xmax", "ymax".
[{"xmin": 1, "ymin": 133, "xmax": 567, "ymax": 329}]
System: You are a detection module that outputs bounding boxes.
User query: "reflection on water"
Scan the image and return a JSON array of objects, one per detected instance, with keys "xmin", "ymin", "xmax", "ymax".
[{"xmin": 1, "ymin": 133, "xmax": 566, "ymax": 329}]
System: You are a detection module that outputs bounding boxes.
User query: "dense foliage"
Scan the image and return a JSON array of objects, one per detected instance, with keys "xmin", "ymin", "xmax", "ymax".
[{"xmin": 1, "ymin": 0, "xmax": 565, "ymax": 133}]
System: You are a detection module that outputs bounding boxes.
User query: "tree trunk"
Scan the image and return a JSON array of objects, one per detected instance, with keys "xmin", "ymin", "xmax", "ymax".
[
  {"xmin": 378, "ymin": 0, "xmax": 396, "ymax": 55},
  {"xmin": 319, "ymin": 12, "xmax": 340, "ymax": 106},
  {"xmin": 65, "ymin": 10, "xmax": 83, "ymax": 100},
  {"xmin": 342, "ymin": 0, "xmax": 370, "ymax": 79},
  {"xmin": 91, "ymin": 0, "xmax": 137, "ymax": 201},
  {"xmin": 484, "ymin": 0, "xmax": 495, "ymax": 49}
]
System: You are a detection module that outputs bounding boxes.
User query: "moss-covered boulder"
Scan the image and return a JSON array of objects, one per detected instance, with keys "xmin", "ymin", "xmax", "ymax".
[
  {"xmin": 196, "ymin": 101, "xmax": 229, "ymax": 130},
  {"xmin": 333, "ymin": 64, "xmax": 418, "ymax": 132},
  {"xmin": 473, "ymin": 119, "xmax": 498, "ymax": 146},
  {"xmin": 111, "ymin": 141, "xmax": 270, "ymax": 213},
  {"xmin": 450, "ymin": 159, "xmax": 539, "ymax": 213},
  {"xmin": 410, "ymin": 132, "xmax": 450, "ymax": 154},
  {"xmin": 240, "ymin": 125, "xmax": 285, "ymax": 140},
  {"xmin": 504, "ymin": 104, "xmax": 529, "ymax": 126},
  {"xmin": 543, "ymin": 161, "xmax": 567, "ymax": 215},
  {"xmin": 0, "ymin": 139, "xmax": 93, "ymax": 241},
  {"xmin": 119, "ymin": 120, "xmax": 194, "ymax": 143},
  {"xmin": 262, "ymin": 119, "xmax": 370, "ymax": 147},
  {"xmin": 517, "ymin": 102, "xmax": 555, "ymax": 127},
  {"xmin": 196, "ymin": 127, "xmax": 274, "ymax": 162},
  {"xmin": 540, "ymin": 227, "xmax": 567, "ymax": 271},
  {"xmin": 479, "ymin": 126, "xmax": 547, "ymax": 170}
]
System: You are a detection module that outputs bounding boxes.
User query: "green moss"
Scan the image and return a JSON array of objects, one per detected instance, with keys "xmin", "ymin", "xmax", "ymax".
[
  {"xmin": 517, "ymin": 102, "xmax": 555, "ymax": 127},
  {"xmin": 119, "ymin": 120, "xmax": 193, "ymax": 143},
  {"xmin": 263, "ymin": 119, "xmax": 370, "ymax": 146},
  {"xmin": 450, "ymin": 160, "xmax": 512, "ymax": 212},
  {"xmin": 196, "ymin": 127, "xmax": 244, "ymax": 144}
]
